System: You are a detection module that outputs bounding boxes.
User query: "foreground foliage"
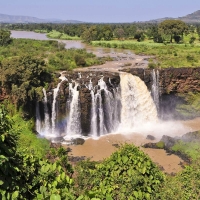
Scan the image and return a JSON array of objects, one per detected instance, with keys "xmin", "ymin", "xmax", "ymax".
[
  {"xmin": 75, "ymin": 144, "xmax": 165, "ymax": 199},
  {"xmin": 0, "ymin": 105, "xmax": 75, "ymax": 200},
  {"xmin": 157, "ymin": 162, "xmax": 200, "ymax": 199}
]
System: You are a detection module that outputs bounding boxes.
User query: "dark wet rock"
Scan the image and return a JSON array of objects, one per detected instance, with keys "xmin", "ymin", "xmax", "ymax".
[
  {"xmin": 143, "ymin": 143, "xmax": 158, "ymax": 148},
  {"xmin": 143, "ymin": 141, "xmax": 165, "ymax": 149},
  {"xmin": 160, "ymin": 135, "xmax": 179, "ymax": 149},
  {"xmin": 112, "ymin": 143, "xmax": 120, "ymax": 148},
  {"xmin": 71, "ymin": 138, "xmax": 85, "ymax": 145},
  {"xmin": 50, "ymin": 143, "xmax": 62, "ymax": 148},
  {"xmin": 146, "ymin": 135, "xmax": 156, "ymax": 140},
  {"xmin": 69, "ymin": 156, "xmax": 86, "ymax": 162}
]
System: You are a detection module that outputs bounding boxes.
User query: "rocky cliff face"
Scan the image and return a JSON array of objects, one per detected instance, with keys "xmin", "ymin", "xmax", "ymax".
[
  {"xmin": 121, "ymin": 67, "xmax": 200, "ymax": 119},
  {"xmin": 121, "ymin": 67, "xmax": 200, "ymax": 94},
  {"xmin": 45, "ymin": 71, "xmax": 120, "ymax": 135}
]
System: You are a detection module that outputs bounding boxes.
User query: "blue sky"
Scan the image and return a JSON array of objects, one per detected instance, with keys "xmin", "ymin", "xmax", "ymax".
[{"xmin": 1, "ymin": 0, "xmax": 200, "ymax": 22}]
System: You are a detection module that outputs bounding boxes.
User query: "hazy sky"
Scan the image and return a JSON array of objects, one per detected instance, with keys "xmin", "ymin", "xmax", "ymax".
[{"xmin": 1, "ymin": 0, "xmax": 200, "ymax": 22}]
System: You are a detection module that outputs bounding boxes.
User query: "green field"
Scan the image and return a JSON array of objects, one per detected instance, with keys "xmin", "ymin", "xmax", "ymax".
[
  {"xmin": 47, "ymin": 30, "xmax": 81, "ymax": 40},
  {"xmin": 92, "ymin": 34, "xmax": 200, "ymax": 68}
]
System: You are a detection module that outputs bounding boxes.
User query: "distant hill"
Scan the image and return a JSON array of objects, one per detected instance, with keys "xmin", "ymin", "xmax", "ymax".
[
  {"xmin": 0, "ymin": 13, "xmax": 83, "ymax": 23},
  {"xmin": 179, "ymin": 10, "xmax": 200, "ymax": 23},
  {"xmin": 147, "ymin": 10, "xmax": 200, "ymax": 23}
]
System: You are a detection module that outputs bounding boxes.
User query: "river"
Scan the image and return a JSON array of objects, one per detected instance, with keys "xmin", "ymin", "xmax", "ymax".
[{"xmin": 11, "ymin": 30, "xmax": 149, "ymax": 71}]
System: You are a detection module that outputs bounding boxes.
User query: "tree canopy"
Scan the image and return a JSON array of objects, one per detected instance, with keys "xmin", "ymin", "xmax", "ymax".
[
  {"xmin": 0, "ymin": 30, "xmax": 12, "ymax": 46},
  {"xmin": 158, "ymin": 20, "xmax": 188, "ymax": 43}
]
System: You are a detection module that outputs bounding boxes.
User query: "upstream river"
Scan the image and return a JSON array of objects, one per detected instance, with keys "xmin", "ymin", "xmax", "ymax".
[
  {"xmin": 11, "ymin": 30, "xmax": 149, "ymax": 72},
  {"xmin": 11, "ymin": 30, "xmax": 200, "ymax": 174}
]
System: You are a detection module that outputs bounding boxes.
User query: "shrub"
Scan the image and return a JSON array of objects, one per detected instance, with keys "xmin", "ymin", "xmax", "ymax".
[
  {"xmin": 75, "ymin": 144, "xmax": 165, "ymax": 199},
  {"xmin": 148, "ymin": 62, "xmax": 156, "ymax": 69}
]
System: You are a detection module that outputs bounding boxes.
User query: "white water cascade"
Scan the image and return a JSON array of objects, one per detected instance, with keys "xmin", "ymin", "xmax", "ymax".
[
  {"xmin": 151, "ymin": 69, "xmax": 160, "ymax": 111},
  {"xmin": 51, "ymin": 75, "xmax": 68, "ymax": 136},
  {"xmin": 89, "ymin": 78, "xmax": 120, "ymax": 137},
  {"xmin": 36, "ymin": 102, "xmax": 42, "ymax": 133},
  {"xmin": 42, "ymin": 88, "xmax": 51, "ymax": 135},
  {"xmin": 51, "ymin": 82, "xmax": 62, "ymax": 136},
  {"xmin": 65, "ymin": 82, "xmax": 81, "ymax": 138},
  {"xmin": 118, "ymin": 73, "xmax": 157, "ymax": 132}
]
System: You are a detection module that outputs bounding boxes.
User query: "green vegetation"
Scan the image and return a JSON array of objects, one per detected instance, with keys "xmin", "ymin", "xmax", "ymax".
[
  {"xmin": 155, "ymin": 141, "xmax": 165, "ymax": 149},
  {"xmin": 0, "ymin": 105, "xmax": 75, "ymax": 199},
  {"xmin": 171, "ymin": 141, "xmax": 200, "ymax": 160},
  {"xmin": 0, "ymin": 35, "xmax": 104, "ymax": 107},
  {"xmin": 47, "ymin": 30, "xmax": 81, "ymax": 40},
  {"xmin": 176, "ymin": 92, "xmax": 200, "ymax": 118},
  {"xmin": 0, "ymin": 30, "xmax": 12, "ymax": 46},
  {"xmin": 156, "ymin": 162, "xmax": 200, "ymax": 199},
  {"xmin": 92, "ymin": 39, "xmax": 200, "ymax": 68},
  {"xmin": 0, "ymin": 38, "xmax": 102, "ymax": 71},
  {"xmin": 75, "ymin": 144, "xmax": 164, "ymax": 199},
  {"xmin": 158, "ymin": 20, "xmax": 188, "ymax": 43}
]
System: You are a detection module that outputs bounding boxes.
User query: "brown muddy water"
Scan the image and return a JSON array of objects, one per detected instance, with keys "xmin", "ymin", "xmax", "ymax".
[{"xmin": 67, "ymin": 118, "xmax": 200, "ymax": 174}]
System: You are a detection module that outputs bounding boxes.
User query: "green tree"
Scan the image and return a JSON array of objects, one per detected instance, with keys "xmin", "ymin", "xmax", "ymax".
[
  {"xmin": 114, "ymin": 28, "xmax": 125, "ymax": 40},
  {"xmin": 158, "ymin": 20, "xmax": 188, "ymax": 43},
  {"xmin": 81, "ymin": 25, "xmax": 98, "ymax": 43},
  {"xmin": 134, "ymin": 31, "xmax": 145, "ymax": 42},
  {"xmin": 0, "ymin": 56, "xmax": 51, "ymax": 105},
  {"xmin": 101, "ymin": 25, "xmax": 113, "ymax": 41},
  {"xmin": 0, "ymin": 29, "xmax": 12, "ymax": 46}
]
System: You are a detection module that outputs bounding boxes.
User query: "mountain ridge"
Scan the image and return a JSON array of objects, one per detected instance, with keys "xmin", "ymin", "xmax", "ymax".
[
  {"xmin": 0, "ymin": 13, "xmax": 83, "ymax": 23},
  {"xmin": 147, "ymin": 10, "xmax": 200, "ymax": 23}
]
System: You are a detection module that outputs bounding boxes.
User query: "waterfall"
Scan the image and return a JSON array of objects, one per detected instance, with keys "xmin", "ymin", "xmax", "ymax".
[
  {"xmin": 51, "ymin": 82, "xmax": 62, "ymax": 136},
  {"xmin": 42, "ymin": 88, "xmax": 51, "ymax": 135},
  {"xmin": 89, "ymin": 77, "xmax": 120, "ymax": 137},
  {"xmin": 37, "ymin": 72, "xmax": 158, "ymax": 140},
  {"xmin": 65, "ymin": 82, "xmax": 81, "ymax": 138},
  {"xmin": 151, "ymin": 69, "xmax": 160, "ymax": 111},
  {"xmin": 119, "ymin": 73, "xmax": 157, "ymax": 132},
  {"xmin": 90, "ymin": 89, "xmax": 98, "ymax": 137},
  {"xmin": 36, "ymin": 102, "xmax": 41, "ymax": 133}
]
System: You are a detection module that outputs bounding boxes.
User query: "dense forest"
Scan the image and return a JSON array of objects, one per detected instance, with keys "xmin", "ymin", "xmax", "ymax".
[{"xmin": 1, "ymin": 21, "xmax": 200, "ymax": 199}]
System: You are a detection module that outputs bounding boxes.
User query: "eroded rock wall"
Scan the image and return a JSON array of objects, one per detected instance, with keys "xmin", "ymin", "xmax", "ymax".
[{"xmin": 122, "ymin": 67, "xmax": 200, "ymax": 94}]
